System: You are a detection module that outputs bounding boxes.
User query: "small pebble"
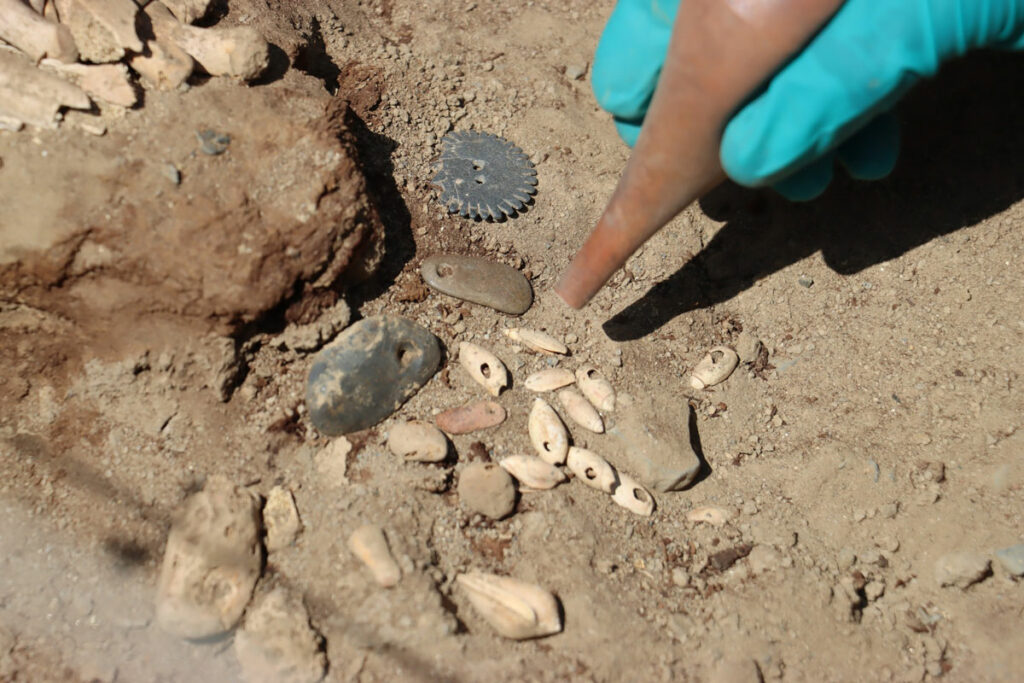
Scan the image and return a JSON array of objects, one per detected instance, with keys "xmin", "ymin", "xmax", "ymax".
[
  {"xmin": 565, "ymin": 63, "xmax": 587, "ymax": 80},
  {"xmin": 797, "ymin": 275, "xmax": 814, "ymax": 288},
  {"xmin": 671, "ymin": 567, "xmax": 690, "ymax": 587},
  {"xmin": 197, "ymin": 129, "xmax": 231, "ymax": 155},
  {"xmin": 458, "ymin": 462, "xmax": 516, "ymax": 519},
  {"xmin": 163, "ymin": 163, "xmax": 181, "ymax": 185},
  {"xmin": 263, "ymin": 486, "xmax": 302, "ymax": 552},
  {"xmin": 436, "ymin": 400, "xmax": 506, "ymax": 434}
]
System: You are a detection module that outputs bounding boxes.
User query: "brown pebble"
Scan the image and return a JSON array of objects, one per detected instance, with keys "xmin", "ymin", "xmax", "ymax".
[
  {"xmin": 436, "ymin": 400, "xmax": 506, "ymax": 435},
  {"xmin": 458, "ymin": 462, "xmax": 516, "ymax": 519}
]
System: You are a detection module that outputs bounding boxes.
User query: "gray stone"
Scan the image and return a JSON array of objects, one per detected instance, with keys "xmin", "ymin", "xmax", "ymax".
[
  {"xmin": 995, "ymin": 544, "xmax": 1024, "ymax": 576},
  {"xmin": 601, "ymin": 393, "xmax": 700, "ymax": 492},
  {"xmin": 934, "ymin": 552, "xmax": 991, "ymax": 589},
  {"xmin": 421, "ymin": 254, "xmax": 532, "ymax": 315},
  {"xmin": 306, "ymin": 316, "xmax": 441, "ymax": 436},
  {"xmin": 458, "ymin": 462, "xmax": 516, "ymax": 519}
]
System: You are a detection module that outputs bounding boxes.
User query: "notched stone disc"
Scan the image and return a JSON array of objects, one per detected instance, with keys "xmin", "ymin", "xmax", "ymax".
[
  {"xmin": 306, "ymin": 316, "xmax": 442, "ymax": 435},
  {"xmin": 421, "ymin": 254, "xmax": 533, "ymax": 315}
]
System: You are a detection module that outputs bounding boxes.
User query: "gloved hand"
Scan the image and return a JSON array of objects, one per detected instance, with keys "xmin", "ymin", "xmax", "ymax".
[{"xmin": 592, "ymin": 0, "xmax": 1024, "ymax": 200}]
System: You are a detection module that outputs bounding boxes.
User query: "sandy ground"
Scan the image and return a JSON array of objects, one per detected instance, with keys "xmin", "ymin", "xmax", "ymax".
[{"xmin": 1, "ymin": 1, "xmax": 1022, "ymax": 681}]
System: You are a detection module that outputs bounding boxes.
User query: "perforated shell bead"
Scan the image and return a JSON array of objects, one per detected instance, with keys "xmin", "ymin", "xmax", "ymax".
[{"xmin": 431, "ymin": 130, "xmax": 538, "ymax": 220}]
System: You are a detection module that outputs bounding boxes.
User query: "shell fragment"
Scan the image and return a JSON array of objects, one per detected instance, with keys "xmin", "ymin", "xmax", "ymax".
[
  {"xmin": 566, "ymin": 447, "xmax": 616, "ymax": 493},
  {"xmin": 523, "ymin": 367, "xmax": 575, "ymax": 393},
  {"xmin": 575, "ymin": 365, "xmax": 615, "ymax": 412},
  {"xmin": 456, "ymin": 572, "xmax": 562, "ymax": 640},
  {"xmin": 459, "ymin": 342, "xmax": 509, "ymax": 397},
  {"xmin": 611, "ymin": 473, "xmax": 655, "ymax": 516},
  {"xmin": 500, "ymin": 455, "xmax": 567, "ymax": 490},
  {"xmin": 503, "ymin": 328, "xmax": 568, "ymax": 355},
  {"xmin": 686, "ymin": 506, "xmax": 732, "ymax": 527},
  {"xmin": 557, "ymin": 388, "xmax": 604, "ymax": 433},
  {"xmin": 690, "ymin": 346, "xmax": 739, "ymax": 390},
  {"xmin": 347, "ymin": 524, "xmax": 401, "ymax": 588},
  {"xmin": 528, "ymin": 398, "xmax": 570, "ymax": 465},
  {"xmin": 387, "ymin": 420, "xmax": 449, "ymax": 462}
]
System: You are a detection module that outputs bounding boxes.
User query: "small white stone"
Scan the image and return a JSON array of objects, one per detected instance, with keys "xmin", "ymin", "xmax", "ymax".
[{"xmin": 264, "ymin": 486, "xmax": 302, "ymax": 552}]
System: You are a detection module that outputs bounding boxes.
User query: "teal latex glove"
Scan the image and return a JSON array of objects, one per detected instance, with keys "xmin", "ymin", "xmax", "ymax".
[{"xmin": 592, "ymin": 0, "xmax": 1024, "ymax": 200}]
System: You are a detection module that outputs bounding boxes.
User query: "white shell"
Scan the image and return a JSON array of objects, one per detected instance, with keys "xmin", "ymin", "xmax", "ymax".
[
  {"xmin": 557, "ymin": 388, "xmax": 604, "ymax": 433},
  {"xmin": 686, "ymin": 506, "xmax": 732, "ymax": 527},
  {"xmin": 503, "ymin": 327, "xmax": 568, "ymax": 355},
  {"xmin": 347, "ymin": 524, "xmax": 401, "ymax": 588},
  {"xmin": 459, "ymin": 342, "xmax": 509, "ymax": 397},
  {"xmin": 611, "ymin": 473, "xmax": 655, "ymax": 516},
  {"xmin": 456, "ymin": 571, "xmax": 562, "ymax": 640},
  {"xmin": 500, "ymin": 455, "xmax": 567, "ymax": 490},
  {"xmin": 528, "ymin": 398, "xmax": 569, "ymax": 465},
  {"xmin": 566, "ymin": 446, "xmax": 616, "ymax": 493},
  {"xmin": 690, "ymin": 346, "xmax": 739, "ymax": 390},
  {"xmin": 575, "ymin": 365, "xmax": 615, "ymax": 412},
  {"xmin": 387, "ymin": 420, "xmax": 449, "ymax": 462},
  {"xmin": 523, "ymin": 368, "xmax": 575, "ymax": 392}
]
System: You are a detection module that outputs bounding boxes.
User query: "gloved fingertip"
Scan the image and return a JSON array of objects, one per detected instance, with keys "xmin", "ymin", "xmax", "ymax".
[
  {"xmin": 613, "ymin": 118, "xmax": 642, "ymax": 148},
  {"xmin": 591, "ymin": 0, "xmax": 677, "ymax": 120},
  {"xmin": 772, "ymin": 155, "xmax": 835, "ymax": 201},
  {"xmin": 836, "ymin": 113, "xmax": 901, "ymax": 180}
]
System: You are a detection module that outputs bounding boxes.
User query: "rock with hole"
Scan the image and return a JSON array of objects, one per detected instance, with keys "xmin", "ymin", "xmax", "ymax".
[
  {"xmin": 458, "ymin": 341, "xmax": 509, "ymax": 397},
  {"xmin": 306, "ymin": 316, "xmax": 441, "ymax": 436},
  {"xmin": 421, "ymin": 254, "xmax": 533, "ymax": 315},
  {"xmin": 566, "ymin": 446, "xmax": 616, "ymax": 493},
  {"xmin": 575, "ymin": 365, "xmax": 615, "ymax": 411},
  {"xmin": 611, "ymin": 473, "xmax": 655, "ymax": 516},
  {"xmin": 528, "ymin": 397, "xmax": 569, "ymax": 465}
]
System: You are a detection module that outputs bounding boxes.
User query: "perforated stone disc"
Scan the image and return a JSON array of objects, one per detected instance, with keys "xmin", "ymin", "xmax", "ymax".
[{"xmin": 431, "ymin": 131, "xmax": 538, "ymax": 220}]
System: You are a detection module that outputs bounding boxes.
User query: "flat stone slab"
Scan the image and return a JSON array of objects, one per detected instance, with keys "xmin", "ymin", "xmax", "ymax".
[
  {"xmin": 421, "ymin": 254, "xmax": 533, "ymax": 315},
  {"xmin": 306, "ymin": 316, "xmax": 441, "ymax": 436},
  {"xmin": 600, "ymin": 393, "xmax": 701, "ymax": 493}
]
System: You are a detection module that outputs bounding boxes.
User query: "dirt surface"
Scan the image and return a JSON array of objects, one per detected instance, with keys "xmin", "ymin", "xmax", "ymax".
[{"xmin": 1, "ymin": 1, "xmax": 1023, "ymax": 681}]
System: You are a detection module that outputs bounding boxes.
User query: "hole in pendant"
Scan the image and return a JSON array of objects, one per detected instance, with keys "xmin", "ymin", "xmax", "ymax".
[
  {"xmin": 396, "ymin": 345, "xmax": 413, "ymax": 367},
  {"xmin": 584, "ymin": 467, "xmax": 596, "ymax": 479},
  {"xmin": 480, "ymin": 363, "xmax": 491, "ymax": 378},
  {"xmin": 474, "ymin": 175, "xmax": 485, "ymax": 184}
]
